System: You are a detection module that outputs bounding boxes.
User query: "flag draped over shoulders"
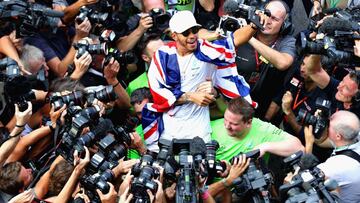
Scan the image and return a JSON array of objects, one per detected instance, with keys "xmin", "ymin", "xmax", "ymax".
[{"xmin": 142, "ymin": 34, "xmax": 256, "ymax": 150}]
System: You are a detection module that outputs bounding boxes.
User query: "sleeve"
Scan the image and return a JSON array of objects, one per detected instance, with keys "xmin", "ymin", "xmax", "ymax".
[
  {"xmin": 277, "ymin": 36, "xmax": 296, "ymax": 58},
  {"xmin": 322, "ymin": 77, "xmax": 340, "ymax": 99},
  {"xmin": 261, "ymin": 121, "xmax": 289, "ymax": 143},
  {"xmin": 24, "ymin": 36, "xmax": 57, "ymax": 62}
]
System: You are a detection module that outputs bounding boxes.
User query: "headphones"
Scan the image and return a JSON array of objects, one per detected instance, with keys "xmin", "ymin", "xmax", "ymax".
[{"xmin": 265, "ymin": 0, "xmax": 293, "ymax": 35}]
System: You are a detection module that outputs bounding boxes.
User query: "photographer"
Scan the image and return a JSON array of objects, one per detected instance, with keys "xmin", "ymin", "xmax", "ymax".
[
  {"xmin": 305, "ymin": 110, "xmax": 360, "ymax": 203},
  {"xmin": 235, "ymin": 0, "xmax": 296, "ymax": 119},
  {"xmin": 304, "ymin": 54, "xmax": 360, "ymax": 117}
]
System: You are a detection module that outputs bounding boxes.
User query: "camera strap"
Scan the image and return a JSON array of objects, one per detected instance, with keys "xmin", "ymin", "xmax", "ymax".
[{"xmin": 335, "ymin": 149, "xmax": 360, "ymax": 164}]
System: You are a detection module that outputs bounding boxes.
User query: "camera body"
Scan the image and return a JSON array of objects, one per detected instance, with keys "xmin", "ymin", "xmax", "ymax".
[
  {"xmin": 49, "ymin": 91, "xmax": 84, "ymax": 111},
  {"xmin": 147, "ymin": 8, "xmax": 171, "ymax": 33},
  {"xmin": 297, "ymin": 98, "xmax": 331, "ymax": 139},
  {"xmin": 73, "ymin": 41, "xmax": 108, "ymax": 59}
]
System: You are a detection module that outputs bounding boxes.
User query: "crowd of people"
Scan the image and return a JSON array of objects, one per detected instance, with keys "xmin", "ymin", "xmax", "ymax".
[{"xmin": 0, "ymin": 0, "xmax": 359, "ymax": 202}]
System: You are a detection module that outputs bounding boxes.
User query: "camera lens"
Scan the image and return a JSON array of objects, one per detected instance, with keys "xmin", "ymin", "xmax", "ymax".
[{"xmin": 95, "ymin": 86, "xmax": 116, "ymax": 103}]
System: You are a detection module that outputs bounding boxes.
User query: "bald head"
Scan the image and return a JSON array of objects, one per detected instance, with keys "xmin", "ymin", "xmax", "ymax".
[
  {"xmin": 266, "ymin": 0, "xmax": 289, "ymax": 16},
  {"xmin": 330, "ymin": 111, "xmax": 360, "ymax": 141}
]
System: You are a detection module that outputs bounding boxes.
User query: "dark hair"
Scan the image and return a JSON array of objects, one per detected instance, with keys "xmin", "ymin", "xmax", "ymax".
[
  {"xmin": 47, "ymin": 160, "xmax": 74, "ymax": 197},
  {"xmin": 136, "ymin": 33, "xmax": 161, "ymax": 55},
  {"xmin": 349, "ymin": 70, "xmax": 360, "ymax": 87},
  {"xmin": 49, "ymin": 77, "xmax": 85, "ymax": 93},
  {"xmin": 0, "ymin": 162, "xmax": 24, "ymax": 195},
  {"xmin": 227, "ymin": 97, "xmax": 254, "ymax": 122},
  {"xmin": 130, "ymin": 87, "xmax": 153, "ymax": 105}
]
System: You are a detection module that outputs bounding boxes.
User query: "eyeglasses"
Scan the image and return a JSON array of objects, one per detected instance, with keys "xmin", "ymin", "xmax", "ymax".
[{"xmin": 180, "ymin": 26, "xmax": 200, "ymax": 37}]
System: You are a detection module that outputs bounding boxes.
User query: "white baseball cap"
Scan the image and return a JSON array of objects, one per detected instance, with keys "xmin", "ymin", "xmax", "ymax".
[{"xmin": 169, "ymin": 10, "xmax": 201, "ymax": 33}]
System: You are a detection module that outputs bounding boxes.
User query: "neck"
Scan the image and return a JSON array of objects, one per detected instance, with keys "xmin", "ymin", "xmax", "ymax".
[
  {"xmin": 343, "ymin": 102, "xmax": 352, "ymax": 109},
  {"xmin": 257, "ymin": 33, "xmax": 279, "ymax": 46},
  {"xmin": 235, "ymin": 128, "xmax": 251, "ymax": 140},
  {"xmin": 304, "ymin": 81, "xmax": 317, "ymax": 92}
]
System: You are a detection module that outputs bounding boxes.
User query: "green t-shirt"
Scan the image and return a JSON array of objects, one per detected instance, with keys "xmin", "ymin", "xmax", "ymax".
[
  {"xmin": 164, "ymin": 0, "xmax": 195, "ymax": 12},
  {"xmin": 127, "ymin": 125, "xmax": 145, "ymax": 159},
  {"xmin": 211, "ymin": 118, "xmax": 288, "ymax": 162},
  {"xmin": 126, "ymin": 72, "xmax": 149, "ymax": 96}
]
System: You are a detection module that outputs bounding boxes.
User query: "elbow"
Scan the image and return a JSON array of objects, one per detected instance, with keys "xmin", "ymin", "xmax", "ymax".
[
  {"xmin": 203, "ymin": 5, "xmax": 215, "ymax": 12},
  {"xmin": 276, "ymin": 60, "xmax": 292, "ymax": 71}
]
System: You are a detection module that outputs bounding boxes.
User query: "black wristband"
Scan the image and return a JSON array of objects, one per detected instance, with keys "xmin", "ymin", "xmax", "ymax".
[
  {"xmin": 10, "ymin": 131, "xmax": 22, "ymax": 138},
  {"xmin": 15, "ymin": 124, "xmax": 25, "ymax": 128},
  {"xmin": 48, "ymin": 124, "xmax": 55, "ymax": 132},
  {"xmin": 113, "ymin": 82, "xmax": 120, "ymax": 88}
]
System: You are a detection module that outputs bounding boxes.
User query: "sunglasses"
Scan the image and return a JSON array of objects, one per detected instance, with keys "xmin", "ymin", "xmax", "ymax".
[{"xmin": 180, "ymin": 26, "xmax": 200, "ymax": 37}]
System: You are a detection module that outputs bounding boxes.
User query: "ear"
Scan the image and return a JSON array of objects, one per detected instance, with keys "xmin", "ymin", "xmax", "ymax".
[
  {"xmin": 141, "ymin": 53, "xmax": 150, "ymax": 63},
  {"xmin": 246, "ymin": 118, "xmax": 252, "ymax": 128},
  {"xmin": 171, "ymin": 32, "xmax": 177, "ymax": 41}
]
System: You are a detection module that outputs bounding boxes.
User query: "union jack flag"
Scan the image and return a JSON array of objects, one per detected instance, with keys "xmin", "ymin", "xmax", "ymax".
[{"xmin": 142, "ymin": 34, "xmax": 256, "ymax": 151}]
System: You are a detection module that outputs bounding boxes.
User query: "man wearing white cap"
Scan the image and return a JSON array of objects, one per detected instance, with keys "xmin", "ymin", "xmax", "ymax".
[{"xmin": 142, "ymin": 10, "xmax": 262, "ymax": 151}]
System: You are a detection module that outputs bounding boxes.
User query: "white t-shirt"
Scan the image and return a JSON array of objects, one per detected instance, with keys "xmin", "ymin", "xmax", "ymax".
[
  {"xmin": 317, "ymin": 141, "xmax": 360, "ymax": 203},
  {"xmin": 161, "ymin": 53, "xmax": 216, "ymax": 142}
]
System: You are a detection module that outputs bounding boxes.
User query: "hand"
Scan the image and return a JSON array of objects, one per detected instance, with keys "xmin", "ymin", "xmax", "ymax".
[
  {"xmin": 9, "ymin": 31, "xmax": 23, "ymax": 52},
  {"xmin": 114, "ymin": 158, "xmax": 138, "ymax": 175},
  {"xmin": 255, "ymin": 10, "xmax": 269, "ymax": 27},
  {"xmin": 75, "ymin": 18, "xmax": 92, "ymax": 41},
  {"xmin": 74, "ymin": 191, "xmax": 90, "ymax": 203},
  {"xmin": 281, "ymin": 91, "xmax": 293, "ymax": 115},
  {"xmin": 196, "ymin": 80, "xmax": 215, "ymax": 95},
  {"xmin": 119, "ymin": 170, "xmax": 134, "ymax": 195},
  {"xmin": 164, "ymin": 183, "xmax": 176, "ymax": 201},
  {"xmin": 315, "ymin": 15, "xmax": 332, "ymax": 29},
  {"xmin": 354, "ymin": 39, "xmax": 360, "ymax": 57},
  {"xmin": 73, "ymin": 146, "xmax": 90, "ymax": 172},
  {"xmin": 226, "ymin": 154, "xmax": 250, "ymax": 184},
  {"xmin": 130, "ymin": 132, "xmax": 144, "ymax": 149},
  {"xmin": 138, "ymin": 13, "xmax": 153, "ymax": 33},
  {"xmin": 49, "ymin": 104, "xmax": 66, "ymax": 127},
  {"xmin": 96, "ymin": 182, "xmax": 118, "ymax": 203},
  {"xmin": 217, "ymin": 160, "xmax": 231, "ymax": 178},
  {"xmin": 80, "ymin": 0, "xmax": 99, "ymax": 5},
  {"xmin": 103, "ymin": 57, "xmax": 120, "ymax": 85},
  {"xmin": 119, "ymin": 187, "xmax": 133, "ymax": 203},
  {"xmin": 154, "ymin": 179, "xmax": 164, "ymax": 203},
  {"xmin": 187, "ymin": 92, "xmax": 216, "ymax": 106},
  {"xmin": 312, "ymin": 1, "xmax": 322, "ymax": 17},
  {"xmin": 73, "ymin": 50, "xmax": 92, "ymax": 79},
  {"xmin": 304, "ymin": 125, "xmax": 315, "ymax": 145},
  {"xmin": 147, "ymin": 189, "xmax": 155, "ymax": 203},
  {"xmin": 8, "ymin": 189, "xmax": 35, "ymax": 203},
  {"xmin": 15, "ymin": 102, "xmax": 32, "ymax": 127}
]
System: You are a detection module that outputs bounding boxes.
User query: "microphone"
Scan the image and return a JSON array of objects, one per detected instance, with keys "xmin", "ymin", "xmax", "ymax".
[
  {"xmin": 191, "ymin": 136, "xmax": 206, "ymax": 157},
  {"xmin": 299, "ymin": 153, "xmax": 319, "ymax": 171},
  {"xmin": 318, "ymin": 17, "xmax": 353, "ymax": 35}
]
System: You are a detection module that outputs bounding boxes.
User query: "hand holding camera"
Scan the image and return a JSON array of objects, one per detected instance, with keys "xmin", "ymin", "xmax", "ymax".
[{"xmin": 15, "ymin": 101, "xmax": 32, "ymax": 127}]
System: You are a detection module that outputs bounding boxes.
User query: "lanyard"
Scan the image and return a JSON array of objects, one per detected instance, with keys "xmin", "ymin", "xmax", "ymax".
[{"xmin": 292, "ymin": 88, "xmax": 308, "ymax": 110}]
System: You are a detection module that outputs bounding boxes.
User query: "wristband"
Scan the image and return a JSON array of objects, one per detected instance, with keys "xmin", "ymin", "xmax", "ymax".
[
  {"xmin": 200, "ymin": 191, "xmax": 210, "ymax": 200},
  {"xmin": 48, "ymin": 124, "xmax": 55, "ymax": 132},
  {"xmin": 10, "ymin": 131, "xmax": 22, "ymax": 138},
  {"xmin": 113, "ymin": 81, "xmax": 120, "ymax": 88},
  {"xmin": 222, "ymin": 178, "xmax": 232, "ymax": 189},
  {"xmin": 15, "ymin": 124, "xmax": 26, "ymax": 128}
]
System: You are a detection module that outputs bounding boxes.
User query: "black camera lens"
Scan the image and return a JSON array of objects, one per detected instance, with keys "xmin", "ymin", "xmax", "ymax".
[
  {"xmin": 88, "ymin": 43, "xmax": 108, "ymax": 55},
  {"xmin": 95, "ymin": 85, "xmax": 117, "ymax": 103},
  {"xmin": 297, "ymin": 109, "xmax": 317, "ymax": 126},
  {"xmin": 108, "ymin": 144, "xmax": 127, "ymax": 161}
]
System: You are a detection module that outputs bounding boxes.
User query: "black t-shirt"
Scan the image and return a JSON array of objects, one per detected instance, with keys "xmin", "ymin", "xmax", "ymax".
[{"xmin": 323, "ymin": 77, "xmax": 360, "ymax": 118}]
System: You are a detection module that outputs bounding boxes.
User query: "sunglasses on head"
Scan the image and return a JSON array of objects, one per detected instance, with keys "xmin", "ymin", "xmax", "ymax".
[{"xmin": 180, "ymin": 26, "xmax": 200, "ymax": 37}]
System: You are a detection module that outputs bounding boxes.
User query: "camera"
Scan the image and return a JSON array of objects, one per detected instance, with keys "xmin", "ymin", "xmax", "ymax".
[
  {"xmin": 49, "ymin": 91, "xmax": 84, "ymax": 111},
  {"xmin": 217, "ymin": 15, "xmax": 247, "ymax": 36},
  {"xmin": 204, "ymin": 140, "xmax": 226, "ymax": 182},
  {"xmin": 147, "ymin": 8, "xmax": 171, "ymax": 33},
  {"xmin": 76, "ymin": 6, "xmax": 109, "ymax": 25},
  {"xmin": 0, "ymin": 57, "xmax": 21, "ymax": 79},
  {"xmin": 131, "ymin": 154, "xmax": 160, "ymax": 203},
  {"xmin": 4, "ymin": 76, "xmax": 36, "ymax": 111},
  {"xmin": 231, "ymin": 149, "xmax": 274, "ymax": 202},
  {"xmin": 73, "ymin": 41, "xmax": 108, "ymax": 59},
  {"xmin": 85, "ymin": 85, "xmax": 117, "ymax": 105},
  {"xmin": 0, "ymin": 0, "xmax": 63, "ymax": 37},
  {"xmin": 297, "ymin": 98, "xmax": 331, "ymax": 139},
  {"xmin": 105, "ymin": 48, "xmax": 138, "ymax": 69},
  {"xmin": 280, "ymin": 153, "xmax": 340, "ymax": 203}
]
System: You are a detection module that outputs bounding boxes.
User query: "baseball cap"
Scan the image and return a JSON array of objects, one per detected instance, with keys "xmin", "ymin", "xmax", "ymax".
[{"xmin": 169, "ymin": 10, "xmax": 201, "ymax": 33}]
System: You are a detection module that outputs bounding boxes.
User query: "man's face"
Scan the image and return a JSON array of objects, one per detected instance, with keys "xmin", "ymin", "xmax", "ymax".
[
  {"xmin": 143, "ymin": 39, "xmax": 165, "ymax": 64},
  {"xmin": 335, "ymin": 74, "xmax": 358, "ymax": 103},
  {"xmin": 173, "ymin": 26, "xmax": 199, "ymax": 54},
  {"xmin": 223, "ymin": 109, "xmax": 250, "ymax": 137},
  {"xmin": 133, "ymin": 98, "xmax": 149, "ymax": 120},
  {"xmin": 262, "ymin": 2, "xmax": 287, "ymax": 36},
  {"xmin": 18, "ymin": 165, "xmax": 33, "ymax": 188}
]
